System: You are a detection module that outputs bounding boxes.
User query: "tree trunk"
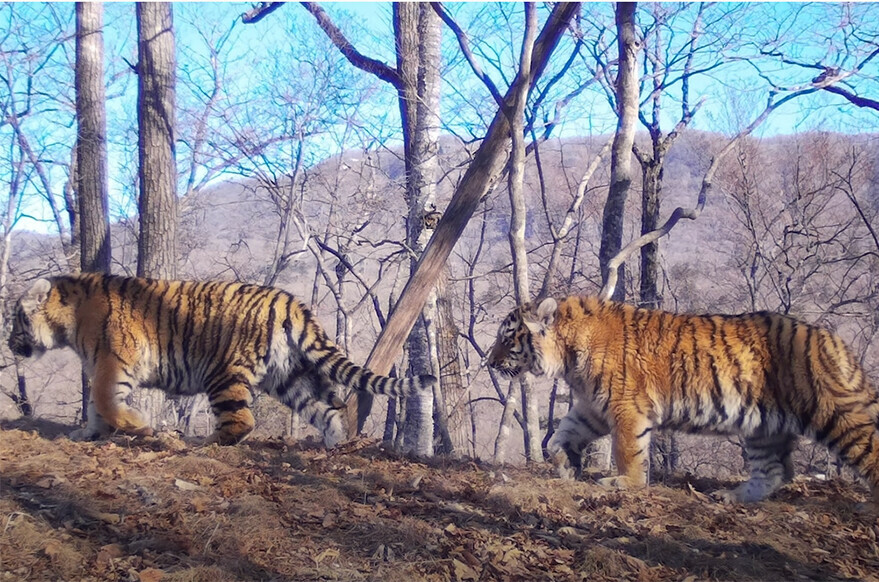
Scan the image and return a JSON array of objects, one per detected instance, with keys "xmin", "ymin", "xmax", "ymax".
[
  {"xmin": 598, "ymin": 2, "xmax": 640, "ymax": 302},
  {"xmin": 493, "ymin": 382, "xmax": 519, "ymax": 464},
  {"xmin": 363, "ymin": 3, "xmax": 442, "ymax": 457},
  {"xmin": 436, "ymin": 272, "xmax": 468, "ymax": 455},
  {"xmin": 135, "ymin": 2, "xmax": 178, "ymax": 430},
  {"xmin": 136, "ymin": 2, "xmax": 178, "ymax": 279},
  {"xmin": 75, "ymin": 2, "xmax": 111, "ymax": 424},
  {"xmin": 14, "ymin": 361, "xmax": 32, "ymax": 417},
  {"xmin": 639, "ymin": 161, "xmax": 662, "ymax": 308},
  {"xmin": 503, "ymin": 3, "xmax": 541, "ymax": 464}
]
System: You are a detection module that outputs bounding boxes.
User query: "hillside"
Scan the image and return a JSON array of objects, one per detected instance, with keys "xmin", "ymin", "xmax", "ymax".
[{"xmin": 1, "ymin": 423, "xmax": 878, "ymax": 582}]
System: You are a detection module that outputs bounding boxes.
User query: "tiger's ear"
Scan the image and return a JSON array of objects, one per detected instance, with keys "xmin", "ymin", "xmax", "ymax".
[
  {"xmin": 21, "ymin": 278, "xmax": 52, "ymax": 312},
  {"xmin": 524, "ymin": 297, "xmax": 557, "ymax": 334}
]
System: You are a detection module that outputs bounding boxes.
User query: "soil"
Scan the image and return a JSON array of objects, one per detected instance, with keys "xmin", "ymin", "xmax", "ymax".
[{"xmin": 1, "ymin": 420, "xmax": 878, "ymax": 582}]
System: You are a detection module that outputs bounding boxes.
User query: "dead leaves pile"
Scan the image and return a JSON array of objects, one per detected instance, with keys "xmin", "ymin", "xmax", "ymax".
[{"xmin": 1, "ymin": 428, "xmax": 878, "ymax": 582}]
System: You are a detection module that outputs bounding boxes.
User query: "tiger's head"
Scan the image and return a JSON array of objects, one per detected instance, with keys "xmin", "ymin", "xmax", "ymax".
[
  {"xmin": 8, "ymin": 278, "xmax": 77, "ymax": 358},
  {"xmin": 487, "ymin": 297, "xmax": 560, "ymax": 378}
]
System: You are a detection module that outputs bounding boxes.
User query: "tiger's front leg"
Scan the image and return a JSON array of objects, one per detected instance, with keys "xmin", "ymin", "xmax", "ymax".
[
  {"xmin": 206, "ymin": 380, "xmax": 255, "ymax": 445},
  {"xmin": 599, "ymin": 411, "xmax": 653, "ymax": 490},
  {"xmin": 547, "ymin": 402, "xmax": 610, "ymax": 480},
  {"xmin": 71, "ymin": 357, "xmax": 152, "ymax": 441}
]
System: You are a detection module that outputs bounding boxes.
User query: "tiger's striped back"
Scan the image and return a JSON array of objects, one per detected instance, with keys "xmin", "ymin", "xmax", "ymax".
[
  {"xmin": 488, "ymin": 296, "xmax": 879, "ymax": 505},
  {"xmin": 8, "ymin": 273, "xmax": 435, "ymax": 446}
]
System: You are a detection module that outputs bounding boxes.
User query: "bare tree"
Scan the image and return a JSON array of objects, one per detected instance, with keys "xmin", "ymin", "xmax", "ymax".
[
  {"xmin": 136, "ymin": 2, "xmax": 178, "ymax": 279},
  {"xmin": 493, "ymin": 3, "xmax": 542, "ymax": 464},
  {"xmin": 132, "ymin": 2, "xmax": 178, "ymax": 428},
  {"xmin": 75, "ymin": 2, "xmax": 110, "ymax": 423},
  {"xmin": 597, "ymin": 2, "xmax": 641, "ymax": 302},
  {"xmin": 76, "ymin": 3, "xmax": 110, "ymax": 276}
]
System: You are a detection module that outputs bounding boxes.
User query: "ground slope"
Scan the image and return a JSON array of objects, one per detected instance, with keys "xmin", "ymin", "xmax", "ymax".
[{"xmin": 1, "ymin": 424, "xmax": 878, "ymax": 582}]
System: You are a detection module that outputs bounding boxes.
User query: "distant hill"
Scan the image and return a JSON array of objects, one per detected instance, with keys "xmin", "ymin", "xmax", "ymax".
[{"xmin": 3, "ymin": 130, "xmax": 878, "ymax": 464}]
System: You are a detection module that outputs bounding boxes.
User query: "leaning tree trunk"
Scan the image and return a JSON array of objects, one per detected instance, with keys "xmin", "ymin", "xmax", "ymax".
[
  {"xmin": 135, "ymin": 2, "xmax": 179, "ymax": 429},
  {"xmin": 75, "ymin": 2, "xmax": 111, "ymax": 424},
  {"xmin": 598, "ymin": 1, "xmax": 640, "ymax": 302}
]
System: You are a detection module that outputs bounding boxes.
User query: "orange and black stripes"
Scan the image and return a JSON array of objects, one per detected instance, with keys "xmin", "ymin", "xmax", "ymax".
[
  {"xmin": 488, "ymin": 296, "xmax": 879, "ymax": 504},
  {"xmin": 9, "ymin": 273, "xmax": 436, "ymax": 447}
]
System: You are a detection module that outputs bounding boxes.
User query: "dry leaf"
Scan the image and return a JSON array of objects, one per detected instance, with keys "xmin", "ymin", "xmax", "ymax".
[
  {"xmin": 451, "ymin": 558, "xmax": 479, "ymax": 581},
  {"xmin": 96, "ymin": 543, "xmax": 124, "ymax": 567},
  {"xmin": 138, "ymin": 568, "xmax": 164, "ymax": 582},
  {"xmin": 313, "ymin": 548, "xmax": 340, "ymax": 564},
  {"xmin": 84, "ymin": 510, "xmax": 121, "ymax": 524},
  {"xmin": 42, "ymin": 540, "xmax": 63, "ymax": 559},
  {"xmin": 174, "ymin": 478, "xmax": 200, "ymax": 491}
]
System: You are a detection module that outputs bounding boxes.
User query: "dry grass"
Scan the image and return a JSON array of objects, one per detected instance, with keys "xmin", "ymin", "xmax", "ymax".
[{"xmin": 1, "ymin": 426, "xmax": 878, "ymax": 581}]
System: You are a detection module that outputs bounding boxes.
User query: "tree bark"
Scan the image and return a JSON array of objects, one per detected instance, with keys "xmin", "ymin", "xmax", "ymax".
[
  {"xmin": 136, "ymin": 2, "xmax": 178, "ymax": 279},
  {"xmin": 76, "ymin": 3, "xmax": 110, "ymax": 276},
  {"xmin": 135, "ymin": 2, "xmax": 178, "ymax": 429},
  {"xmin": 75, "ymin": 2, "xmax": 111, "ymax": 423},
  {"xmin": 639, "ymin": 160, "xmax": 662, "ymax": 308},
  {"xmin": 435, "ymin": 271, "xmax": 468, "ymax": 455},
  {"xmin": 598, "ymin": 2, "xmax": 640, "ymax": 302}
]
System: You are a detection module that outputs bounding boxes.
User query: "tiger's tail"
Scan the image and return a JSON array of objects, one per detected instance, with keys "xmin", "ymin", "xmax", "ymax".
[{"xmin": 294, "ymin": 307, "xmax": 436, "ymax": 397}]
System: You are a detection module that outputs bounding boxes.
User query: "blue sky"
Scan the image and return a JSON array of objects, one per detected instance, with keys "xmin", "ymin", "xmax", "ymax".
[{"xmin": 3, "ymin": 2, "xmax": 878, "ymax": 235}]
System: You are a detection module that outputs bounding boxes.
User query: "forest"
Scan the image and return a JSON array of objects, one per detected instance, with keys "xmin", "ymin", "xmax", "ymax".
[{"xmin": 1, "ymin": 2, "xmax": 878, "ymax": 581}]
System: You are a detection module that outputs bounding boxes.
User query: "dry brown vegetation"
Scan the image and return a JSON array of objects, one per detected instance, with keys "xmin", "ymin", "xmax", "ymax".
[{"xmin": 2, "ymin": 422, "xmax": 878, "ymax": 582}]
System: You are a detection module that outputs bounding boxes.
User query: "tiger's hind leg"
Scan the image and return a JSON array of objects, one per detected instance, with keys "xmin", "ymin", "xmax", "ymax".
[
  {"xmin": 206, "ymin": 380, "xmax": 255, "ymax": 445},
  {"xmin": 714, "ymin": 434, "xmax": 797, "ymax": 503},
  {"xmin": 547, "ymin": 401, "xmax": 610, "ymax": 480},
  {"xmin": 813, "ymin": 408, "xmax": 879, "ymax": 507},
  {"xmin": 277, "ymin": 372, "xmax": 349, "ymax": 448},
  {"xmin": 72, "ymin": 357, "xmax": 152, "ymax": 441}
]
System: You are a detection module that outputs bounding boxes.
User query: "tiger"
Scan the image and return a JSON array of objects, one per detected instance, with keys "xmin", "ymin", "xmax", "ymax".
[
  {"xmin": 8, "ymin": 273, "xmax": 436, "ymax": 447},
  {"xmin": 487, "ymin": 296, "xmax": 879, "ymax": 505}
]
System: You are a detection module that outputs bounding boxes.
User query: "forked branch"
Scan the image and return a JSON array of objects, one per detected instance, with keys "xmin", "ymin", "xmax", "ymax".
[{"xmin": 599, "ymin": 70, "xmax": 854, "ymax": 301}]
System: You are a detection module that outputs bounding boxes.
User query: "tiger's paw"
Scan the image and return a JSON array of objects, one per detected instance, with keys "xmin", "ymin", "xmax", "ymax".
[
  {"xmin": 69, "ymin": 426, "xmax": 107, "ymax": 442},
  {"xmin": 126, "ymin": 425, "xmax": 155, "ymax": 437},
  {"xmin": 711, "ymin": 489, "xmax": 742, "ymax": 505},
  {"xmin": 206, "ymin": 428, "xmax": 253, "ymax": 446},
  {"xmin": 549, "ymin": 449, "xmax": 580, "ymax": 481},
  {"xmin": 712, "ymin": 479, "xmax": 777, "ymax": 503},
  {"xmin": 597, "ymin": 475, "xmax": 643, "ymax": 490}
]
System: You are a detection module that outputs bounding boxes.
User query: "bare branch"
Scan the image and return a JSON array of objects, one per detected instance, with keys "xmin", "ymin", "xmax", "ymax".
[
  {"xmin": 299, "ymin": 2, "xmax": 402, "ymax": 89},
  {"xmin": 240, "ymin": 2, "xmax": 285, "ymax": 24},
  {"xmin": 431, "ymin": 2, "xmax": 505, "ymax": 108},
  {"xmin": 599, "ymin": 63, "xmax": 869, "ymax": 301},
  {"xmin": 822, "ymin": 84, "xmax": 879, "ymax": 112},
  {"xmin": 538, "ymin": 137, "xmax": 612, "ymax": 298}
]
